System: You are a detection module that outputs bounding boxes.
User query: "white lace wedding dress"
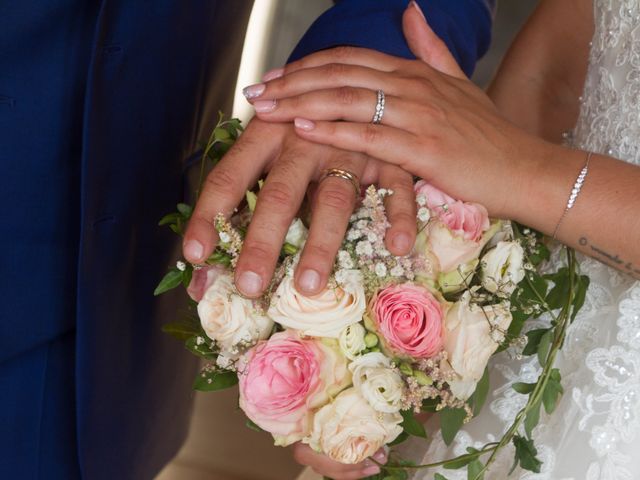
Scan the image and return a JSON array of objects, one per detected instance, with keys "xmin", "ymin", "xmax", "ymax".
[
  {"xmin": 298, "ymin": 2, "xmax": 640, "ymax": 479},
  {"xmin": 400, "ymin": 1, "xmax": 640, "ymax": 479}
]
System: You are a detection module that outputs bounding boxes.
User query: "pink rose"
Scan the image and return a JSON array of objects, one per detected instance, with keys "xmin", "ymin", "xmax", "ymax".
[
  {"xmin": 371, "ymin": 284, "xmax": 445, "ymax": 359},
  {"xmin": 414, "ymin": 182, "xmax": 494, "ymax": 274},
  {"xmin": 238, "ymin": 331, "xmax": 350, "ymax": 446},
  {"xmin": 415, "ymin": 181, "xmax": 489, "ymax": 242},
  {"xmin": 187, "ymin": 264, "xmax": 226, "ymax": 302}
]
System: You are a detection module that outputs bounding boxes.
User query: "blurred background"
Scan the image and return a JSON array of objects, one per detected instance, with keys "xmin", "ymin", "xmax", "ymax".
[{"xmin": 157, "ymin": 1, "xmax": 538, "ymax": 479}]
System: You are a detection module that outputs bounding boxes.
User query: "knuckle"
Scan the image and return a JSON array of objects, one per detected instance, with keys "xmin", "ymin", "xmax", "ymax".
[
  {"xmin": 324, "ymin": 62, "xmax": 347, "ymax": 81},
  {"xmin": 240, "ymin": 238, "xmax": 274, "ymax": 262},
  {"xmin": 332, "ymin": 45, "xmax": 355, "ymax": 61},
  {"xmin": 204, "ymin": 167, "xmax": 237, "ymax": 197},
  {"xmin": 303, "ymin": 242, "xmax": 335, "ymax": 262},
  {"xmin": 318, "ymin": 184, "xmax": 354, "ymax": 211},
  {"xmin": 335, "ymin": 86, "xmax": 358, "ymax": 106},
  {"xmin": 258, "ymin": 181, "xmax": 295, "ymax": 211},
  {"xmin": 361, "ymin": 124, "xmax": 381, "ymax": 144}
]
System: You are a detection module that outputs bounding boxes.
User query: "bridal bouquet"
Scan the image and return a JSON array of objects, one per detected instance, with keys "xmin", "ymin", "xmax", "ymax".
[{"xmin": 157, "ymin": 116, "xmax": 589, "ymax": 480}]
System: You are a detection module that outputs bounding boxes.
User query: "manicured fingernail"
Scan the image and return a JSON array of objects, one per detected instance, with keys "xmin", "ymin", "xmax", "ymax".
[
  {"xmin": 184, "ymin": 240, "xmax": 204, "ymax": 261},
  {"xmin": 262, "ymin": 67, "xmax": 284, "ymax": 82},
  {"xmin": 243, "ymin": 83, "xmax": 266, "ymax": 100},
  {"xmin": 410, "ymin": 0, "xmax": 427, "ymax": 22},
  {"xmin": 254, "ymin": 99, "xmax": 277, "ymax": 113},
  {"xmin": 392, "ymin": 233, "xmax": 411, "ymax": 253},
  {"xmin": 299, "ymin": 269, "xmax": 321, "ymax": 293},
  {"xmin": 237, "ymin": 271, "xmax": 263, "ymax": 296},
  {"xmin": 294, "ymin": 118, "xmax": 316, "ymax": 131},
  {"xmin": 362, "ymin": 466, "xmax": 381, "ymax": 476}
]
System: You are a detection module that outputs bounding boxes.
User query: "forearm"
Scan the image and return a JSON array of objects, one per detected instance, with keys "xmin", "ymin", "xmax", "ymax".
[
  {"xmin": 514, "ymin": 143, "xmax": 640, "ymax": 278},
  {"xmin": 488, "ymin": 0, "xmax": 592, "ymax": 143}
]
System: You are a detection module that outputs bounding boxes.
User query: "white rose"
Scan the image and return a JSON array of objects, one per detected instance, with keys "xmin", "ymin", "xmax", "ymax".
[
  {"xmin": 268, "ymin": 270, "xmax": 366, "ymax": 338},
  {"xmin": 198, "ymin": 274, "xmax": 273, "ymax": 354},
  {"xmin": 443, "ymin": 292, "xmax": 512, "ymax": 400},
  {"xmin": 481, "ymin": 241, "xmax": 525, "ymax": 297},
  {"xmin": 338, "ymin": 323, "xmax": 367, "ymax": 360},
  {"xmin": 349, "ymin": 352, "xmax": 405, "ymax": 413},
  {"xmin": 305, "ymin": 388, "xmax": 403, "ymax": 464},
  {"xmin": 285, "ymin": 218, "xmax": 308, "ymax": 248}
]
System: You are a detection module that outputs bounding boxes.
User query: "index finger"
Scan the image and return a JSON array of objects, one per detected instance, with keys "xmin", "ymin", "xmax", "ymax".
[
  {"xmin": 182, "ymin": 119, "xmax": 281, "ymax": 263},
  {"xmin": 263, "ymin": 46, "xmax": 408, "ymax": 81}
]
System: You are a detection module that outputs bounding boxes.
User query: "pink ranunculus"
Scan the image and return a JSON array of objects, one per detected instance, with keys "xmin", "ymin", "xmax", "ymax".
[
  {"xmin": 187, "ymin": 264, "xmax": 226, "ymax": 302},
  {"xmin": 238, "ymin": 330, "xmax": 350, "ymax": 446},
  {"xmin": 371, "ymin": 284, "xmax": 445, "ymax": 359},
  {"xmin": 414, "ymin": 181, "xmax": 489, "ymax": 242}
]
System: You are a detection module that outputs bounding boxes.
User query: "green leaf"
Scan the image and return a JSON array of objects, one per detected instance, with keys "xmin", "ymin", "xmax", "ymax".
[
  {"xmin": 181, "ymin": 265, "xmax": 193, "ymax": 288},
  {"xmin": 467, "ymin": 460, "xmax": 484, "ymax": 480},
  {"xmin": 522, "ymin": 328, "xmax": 549, "ymax": 356},
  {"xmin": 434, "ymin": 474, "xmax": 449, "ymax": 480},
  {"xmin": 388, "ymin": 431, "xmax": 409, "ymax": 447},
  {"xmin": 537, "ymin": 330, "xmax": 553, "ymax": 366},
  {"xmin": 524, "ymin": 399, "xmax": 541, "ymax": 439},
  {"xmin": 400, "ymin": 410, "xmax": 427, "ymax": 438},
  {"xmin": 512, "ymin": 382, "xmax": 536, "ymax": 395},
  {"xmin": 443, "ymin": 455, "xmax": 475, "ymax": 470},
  {"xmin": 542, "ymin": 368, "xmax": 564, "ymax": 414},
  {"xmin": 176, "ymin": 203, "xmax": 193, "ymax": 218},
  {"xmin": 161, "ymin": 322, "xmax": 201, "ymax": 341},
  {"xmin": 528, "ymin": 243, "xmax": 550, "ymax": 266},
  {"xmin": 193, "ymin": 370, "xmax": 238, "ymax": 392},
  {"xmin": 571, "ymin": 275, "xmax": 590, "ymax": 320},
  {"xmin": 440, "ymin": 407, "xmax": 467, "ymax": 446},
  {"xmin": 246, "ymin": 419, "xmax": 264, "ymax": 433},
  {"xmin": 471, "ymin": 368, "xmax": 490, "ymax": 416},
  {"xmin": 512, "ymin": 435, "xmax": 542, "ymax": 473},
  {"xmin": 420, "ymin": 397, "xmax": 439, "ymax": 413},
  {"xmin": 545, "ymin": 272, "xmax": 571, "ymax": 310},
  {"xmin": 154, "ymin": 268, "xmax": 183, "ymax": 296},
  {"xmin": 158, "ymin": 212, "xmax": 180, "ymax": 226},
  {"xmin": 185, "ymin": 335, "xmax": 217, "ymax": 360}
]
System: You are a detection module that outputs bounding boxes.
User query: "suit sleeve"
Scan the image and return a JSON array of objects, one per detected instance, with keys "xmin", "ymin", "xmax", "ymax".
[{"xmin": 288, "ymin": 0, "xmax": 495, "ymax": 77}]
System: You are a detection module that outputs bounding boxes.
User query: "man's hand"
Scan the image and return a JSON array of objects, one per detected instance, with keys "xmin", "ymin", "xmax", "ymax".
[{"xmin": 182, "ymin": 117, "xmax": 417, "ymax": 298}]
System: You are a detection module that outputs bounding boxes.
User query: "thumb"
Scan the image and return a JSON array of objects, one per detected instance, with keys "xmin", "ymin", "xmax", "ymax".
[{"xmin": 402, "ymin": 1, "xmax": 466, "ymax": 79}]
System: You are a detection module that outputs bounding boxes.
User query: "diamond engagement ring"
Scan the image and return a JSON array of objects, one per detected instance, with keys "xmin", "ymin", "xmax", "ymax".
[{"xmin": 372, "ymin": 89, "xmax": 385, "ymax": 125}]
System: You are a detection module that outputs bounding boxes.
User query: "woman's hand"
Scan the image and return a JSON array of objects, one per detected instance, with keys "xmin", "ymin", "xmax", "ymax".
[
  {"xmin": 291, "ymin": 443, "xmax": 387, "ymax": 480},
  {"xmin": 243, "ymin": 3, "xmax": 544, "ymax": 221}
]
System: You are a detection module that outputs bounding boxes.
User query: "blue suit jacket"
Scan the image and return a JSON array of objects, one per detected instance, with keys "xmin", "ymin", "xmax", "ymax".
[{"xmin": 0, "ymin": 1, "xmax": 491, "ymax": 478}]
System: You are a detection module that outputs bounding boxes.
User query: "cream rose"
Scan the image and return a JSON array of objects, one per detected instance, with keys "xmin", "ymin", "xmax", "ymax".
[
  {"xmin": 268, "ymin": 270, "xmax": 366, "ymax": 338},
  {"xmin": 443, "ymin": 292, "xmax": 513, "ymax": 400},
  {"xmin": 350, "ymin": 352, "xmax": 405, "ymax": 413},
  {"xmin": 481, "ymin": 241, "xmax": 526, "ymax": 297},
  {"xmin": 338, "ymin": 323, "xmax": 367, "ymax": 360},
  {"xmin": 285, "ymin": 218, "xmax": 308, "ymax": 248},
  {"xmin": 197, "ymin": 274, "xmax": 273, "ymax": 354},
  {"xmin": 305, "ymin": 388, "xmax": 403, "ymax": 464}
]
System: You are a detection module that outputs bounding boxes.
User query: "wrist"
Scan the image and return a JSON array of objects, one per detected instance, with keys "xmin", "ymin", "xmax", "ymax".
[{"xmin": 508, "ymin": 141, "xmax": 587, "ymax": 235}]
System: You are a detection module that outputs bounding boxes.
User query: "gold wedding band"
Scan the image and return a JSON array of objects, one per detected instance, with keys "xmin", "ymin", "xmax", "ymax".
[{"xmin": 320, "ymin": 168, "xmax": 360, "ymax": 197}]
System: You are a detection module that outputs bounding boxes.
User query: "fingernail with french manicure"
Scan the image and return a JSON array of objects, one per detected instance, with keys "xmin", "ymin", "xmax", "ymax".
[
  {"xmin": 410, "ymin": 0, "xmax": 427, "ymax": 22},
  {"xmin": 262, "ymin": 67, "xmax": 284, "ymax": 82},
  {"xmin": 253, "ymin": 99, "xmax": 277, "ymax": 113},
  {"xmin": 294, "ymin": 118, "xmax": 316, "ymax": 131},
  {"xmin": 184, "ymin": 239, "xmax": 204, "ymax": 261},
  {"xmin": 237, "ymin": 271, "xmax": 263, "ymax": 296},
  {"xmin": 299, "ymin": 269, "xmax": 321, "ymax": 293},
  {"xmin": 243, "ymin": 83, "xmax": 266, "ymax": 100}
]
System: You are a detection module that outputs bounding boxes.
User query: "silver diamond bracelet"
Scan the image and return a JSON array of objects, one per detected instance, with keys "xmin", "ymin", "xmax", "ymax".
[{"xmin": 552, "ymin": 151, "xmax": 593, "ymax": 239}]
